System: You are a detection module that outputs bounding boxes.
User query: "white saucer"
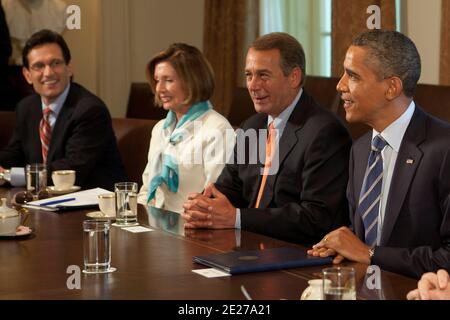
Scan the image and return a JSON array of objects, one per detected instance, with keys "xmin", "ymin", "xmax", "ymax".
[
  {"xmin": 47, "ymin": 186, "xmax": 81, "ymax": 195},
  {"xmin": 86, "ymin": 211, "xmax": 115, "ymax": 220},
  {"xmin": 0, "ymin": 226, "xmax": 32, "ymax": 237}
]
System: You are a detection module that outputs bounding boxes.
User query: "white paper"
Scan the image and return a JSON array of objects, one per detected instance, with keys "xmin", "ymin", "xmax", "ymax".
[
  {"xmin": 25, "ymin": 188, "xmax": 110, "ymax": 208},
  {"xmin": 122, "ymin": 226, "xmax": 154, "ymax": 233},
  {"xmin": 192, "ymin": 268, "xmax": 231, "ymax": 278}
]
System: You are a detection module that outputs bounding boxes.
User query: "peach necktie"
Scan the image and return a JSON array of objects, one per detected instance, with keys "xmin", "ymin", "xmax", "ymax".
[{"xmin": 255, "ymin": 122, "xmax": 276, "ymax": 208}]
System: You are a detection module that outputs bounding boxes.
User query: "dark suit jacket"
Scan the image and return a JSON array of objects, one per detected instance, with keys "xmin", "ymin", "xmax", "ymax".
[
  {"xmin": 215, "ymin": 91, "xmax": 352, "ymax": 244},
  {"xmin": 0, "ymin": 82, "xmax": 127, "ymax": 190},
  {"xmin": 349, "ymin": 106, "xmax": 450, "ymax": 279}
]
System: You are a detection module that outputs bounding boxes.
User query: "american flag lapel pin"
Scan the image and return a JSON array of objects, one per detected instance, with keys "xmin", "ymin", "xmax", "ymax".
[{"xmin": 406, "ymin": 159, "xmax": 414, "ymax": 165}]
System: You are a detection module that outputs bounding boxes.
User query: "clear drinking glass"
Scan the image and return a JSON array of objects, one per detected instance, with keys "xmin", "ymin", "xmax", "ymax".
[
  {"xmin": 83, "ymin": 220, "xmax": 115, "ymax": 274},
  {"xmin": 322, "ymin": 267, "xmax": 356, "ymax": 300},
  {"xmin": 25, "ymin": 163, "xmax": 48, "ymax": 200},
  {"xmin": 114, "ymin": 182, "xmax": 138, "ymax": 226}
]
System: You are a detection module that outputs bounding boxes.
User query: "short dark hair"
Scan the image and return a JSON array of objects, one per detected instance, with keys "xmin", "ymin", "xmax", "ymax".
[
  {"xmin": 250, "ymin": 32, "xmax": 306, "ymax": 86},
  {"xmin": 22, "ymin": 29, "xmax": 71, "ymax": 69},
  {"xmin": 147, "ymin": 43, "xmax": 215, "ymax": 107},
  {"xmin": 352, "ymin": 30, "xmax": 421, "ymax": 98}
]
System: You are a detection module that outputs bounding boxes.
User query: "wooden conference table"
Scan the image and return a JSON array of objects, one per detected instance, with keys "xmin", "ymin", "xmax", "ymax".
[{"xmin": 0, "ymin": 187, "xmax": 417, "ymax": 300}]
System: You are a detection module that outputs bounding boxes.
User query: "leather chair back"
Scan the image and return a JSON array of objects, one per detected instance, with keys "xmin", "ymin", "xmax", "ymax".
[
  {"xmin": 126, "ymin": 83, "xmax": 167, "ymax": 120},
  {"xmin": 111, "ymin": 118, "xmax": 158, "ymax": 187},
  {"xmin": 0, "ymin": 111, "xmax": 15, "ymax": 150}
]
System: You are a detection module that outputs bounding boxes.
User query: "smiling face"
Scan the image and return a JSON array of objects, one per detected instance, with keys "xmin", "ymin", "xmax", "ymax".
[
  {"xmin": 22, "ymin": 43, "xmax": 72, "ymax": 105},
  {"xmin": 154, "ymin": 61, "xmax": 190, "ymax": 118},
  {"xmin": 336, "ymin": 46, "xmax": 392, "ymax": 131},
  {"xmin": 245, "ymin": 48, "xmax": 301, "ymax": 118}
]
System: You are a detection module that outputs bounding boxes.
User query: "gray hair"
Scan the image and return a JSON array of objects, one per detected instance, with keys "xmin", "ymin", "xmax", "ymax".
[
  {"xmin": 250, "ymin": 32, "xmax": 306, "ymax": 86},
  {"xmin": 352, "ymin": 30, "xmax": 421, "ymax": 98}
]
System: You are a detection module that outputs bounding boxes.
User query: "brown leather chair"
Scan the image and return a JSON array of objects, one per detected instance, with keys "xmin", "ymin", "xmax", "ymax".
[
  {"xmin": 0, "ymin": 111, "xmax": 15, "ymax": 150},
  {"xmin": 111, "ymin": 118, "xmax": 158, "ymax": 187},
  {"xmin": 227, "ymin": 87, "xmax": 255, "ymax": 127},
  {"xmin": 126, "ymin": 82, "xmax": 167, "ymax": 120},
  {"xmin": 227, "ymin": 76, "xmax": 343, "ymax": 128},
  {"xmin": 304, "ymin": 75, "xmax": 341, "ymax": 113},
  {"xmin": 415, "ymin": 83, "xmax": 450, "ymax": 121}
]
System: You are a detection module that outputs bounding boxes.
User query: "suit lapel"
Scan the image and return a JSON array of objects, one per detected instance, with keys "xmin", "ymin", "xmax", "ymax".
[
  {"xmin": 31, "ymin": 99, "xmax": 44, "ymax": 162},
  {"xmin": 380, "ymin": 107, "xmax": 426, "ymax": 245},
  {"xmin": 352, "ymin": 134, "xmax": 372, "ymax": 240},
  {"xmin": 257, "ymin": 93, "xmax": 311, "ymax": 208},
  {"xmin": 47, "ymin": 84, "xmax": 76, "ymax": 162}
]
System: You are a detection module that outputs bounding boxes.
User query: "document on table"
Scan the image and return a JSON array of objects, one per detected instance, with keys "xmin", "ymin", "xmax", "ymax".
[{"xmin": 23, "ymin": 188, "xmax": 111, "ymax": 211}]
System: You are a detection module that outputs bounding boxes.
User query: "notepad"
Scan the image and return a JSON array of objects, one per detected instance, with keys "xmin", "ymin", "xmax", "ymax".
[
  {"xmin": 193, "ymin": 247, "xmax": 332, "ymax": 275},
  {"xmin": 23, "ymin": 188, "xmax": 110, "ymax": 211}
]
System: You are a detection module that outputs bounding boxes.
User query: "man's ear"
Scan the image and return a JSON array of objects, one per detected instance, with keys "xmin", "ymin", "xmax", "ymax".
[
  {"xmin": 22, "ymin": 67, "xmax": 33, "ymax": 85},
  {"xmin": 289, "ymin": 67, "xmax": 302, "ymax": 88},
  {"xmin": 385, "ymin": 76, "xmax": 403, "ymax": 100},
  {"xmin": 66, "ymin": 62, "xmax": 73, "ymax": 78}
]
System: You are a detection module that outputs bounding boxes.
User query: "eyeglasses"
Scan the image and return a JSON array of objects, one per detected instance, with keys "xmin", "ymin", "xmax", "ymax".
[
  {"xmin": 14, "ymin": 190, "xmax": 50, "ymax": 204},
  {"xmin": 29, "ymin": 59, "xmax": 66, "ymax": 73}
]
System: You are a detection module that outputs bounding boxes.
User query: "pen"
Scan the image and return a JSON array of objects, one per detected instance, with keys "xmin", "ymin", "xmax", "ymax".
[{"xmin": 40, "ymin": 197, "xmax": 76, "ymax": 206}]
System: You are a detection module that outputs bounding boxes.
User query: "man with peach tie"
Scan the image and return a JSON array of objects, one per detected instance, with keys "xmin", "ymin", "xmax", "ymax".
[{"xmin": 182, "ymin": 32, "xmax": 351, "ymax": 244}]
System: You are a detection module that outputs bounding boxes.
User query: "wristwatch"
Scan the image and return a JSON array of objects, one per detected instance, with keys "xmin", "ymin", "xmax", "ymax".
[{"xmin": 368, "ymin": 247, "xmax": 375, "ymax": 263}]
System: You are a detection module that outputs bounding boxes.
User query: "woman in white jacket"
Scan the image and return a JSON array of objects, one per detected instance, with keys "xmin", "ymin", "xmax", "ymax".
[{"xmin": 138, "ymin": 43, "xmax": 234, "ymax": 213}]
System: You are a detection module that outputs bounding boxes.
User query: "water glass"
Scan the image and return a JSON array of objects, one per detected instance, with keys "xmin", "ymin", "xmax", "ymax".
[
  {"xmin": 322, "ymin": 267, "xmax": 356, "ymax": 300},
  {"xmin": 25, "ymin": 163, "xmax": 47, "ymax": 199},
  {"xmin": 83, "ymin": 220, "xmax": 115, "ymax": 274},
  {"xmin": 114, "ymin": 182, "xmax": 138, "ymax": 225}
]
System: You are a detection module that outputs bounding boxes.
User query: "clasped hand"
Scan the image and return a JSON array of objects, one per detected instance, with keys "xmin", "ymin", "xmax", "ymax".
[{"xmin": 182, "ymin": 183, "xmax": 236, "ymax": 229}]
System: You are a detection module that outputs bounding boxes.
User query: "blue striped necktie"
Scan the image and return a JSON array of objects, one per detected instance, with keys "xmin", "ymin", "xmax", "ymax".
[{"xmin": 358, "ymin": 134, "xmax": 388, "ymax": 247}]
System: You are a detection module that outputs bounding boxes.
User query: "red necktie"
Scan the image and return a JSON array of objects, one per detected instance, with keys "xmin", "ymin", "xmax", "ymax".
[
  {"xmin": 255, "ymin": 122, "xmax": 277, "ymax": 208},
  {"xmin": 39, "ymin": 107, "xmax": 52, "ymax": 164}
]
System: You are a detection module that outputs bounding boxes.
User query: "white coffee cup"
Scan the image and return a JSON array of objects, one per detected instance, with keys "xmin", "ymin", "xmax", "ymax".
[
  {"xmin": 52, "ymin": 170, "xmax": 76, "ymax": 191},
  {"xmin": 98, "ymin": 193, "xmax": 115, "ymax": 217},
  {"xmin": 300, "ymin": 279, "xmax": 331, "ymax": 300}
]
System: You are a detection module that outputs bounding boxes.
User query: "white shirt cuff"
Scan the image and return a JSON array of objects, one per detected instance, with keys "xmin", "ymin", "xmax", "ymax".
[
  {"xmin": 235, "ymin": 208, "xmax": 241, "ymax": 229},
  {"xmin": 10, "ymin": 167, "xmax": 26, "ymax": 187}
]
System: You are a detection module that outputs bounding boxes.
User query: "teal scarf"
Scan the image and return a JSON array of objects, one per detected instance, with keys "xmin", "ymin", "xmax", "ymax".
[{"xmin": 147, "ymin": 101, "xmax": 211, "ymax": 202}]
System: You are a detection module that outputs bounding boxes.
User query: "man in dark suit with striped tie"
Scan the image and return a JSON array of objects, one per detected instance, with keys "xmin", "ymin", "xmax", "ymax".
[
  {"xmin": 0, "ymin": 29, "xmax": 126, "ymax": 190},
  {"xmin": 308, "ymin": 30, "xmax": 450, "ymax": 279}
]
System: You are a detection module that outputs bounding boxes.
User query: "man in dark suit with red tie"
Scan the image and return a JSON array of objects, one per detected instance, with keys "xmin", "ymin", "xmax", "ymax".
[
  {"xmin": 0, "ymin": 29, "xmax": 126, "ymax": 190},
  {"xmin": 308, "ymin": 30, "xmax": 450, "ymax": 279},
  {"xmin": 182, "ymin": 32, "xmax": 352, "ymax": 244}
]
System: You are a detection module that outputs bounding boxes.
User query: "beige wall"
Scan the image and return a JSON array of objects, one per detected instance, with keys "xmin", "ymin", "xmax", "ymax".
[
  {"xmin": 404, "ymin": 0, "xmax": 442, "ymax": 85},
  {"xmin": 63, "ymin": 0, "xmax": 100, "ymax": 96},
  {"xmin": 129, "ymin": 0, "xmax": 204, "ymax": 82},
  {"xmin": 63, "ymin": 0, "xmax": 204, "ymax": 117},
  {"xmin": 57, "ymin": 0, "xmax": 443, "ymax": 117}
]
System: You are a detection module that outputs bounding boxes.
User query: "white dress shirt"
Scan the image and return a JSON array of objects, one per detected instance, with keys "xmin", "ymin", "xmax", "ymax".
[{"xmin": 372, "ymin": 101, "xmax": 415, "ymax": 245}]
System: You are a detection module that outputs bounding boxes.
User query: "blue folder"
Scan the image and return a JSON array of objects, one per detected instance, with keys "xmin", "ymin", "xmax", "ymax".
[{"xmin": 193, "ymin": 247, "xmax": 333, "ymax": 275}]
